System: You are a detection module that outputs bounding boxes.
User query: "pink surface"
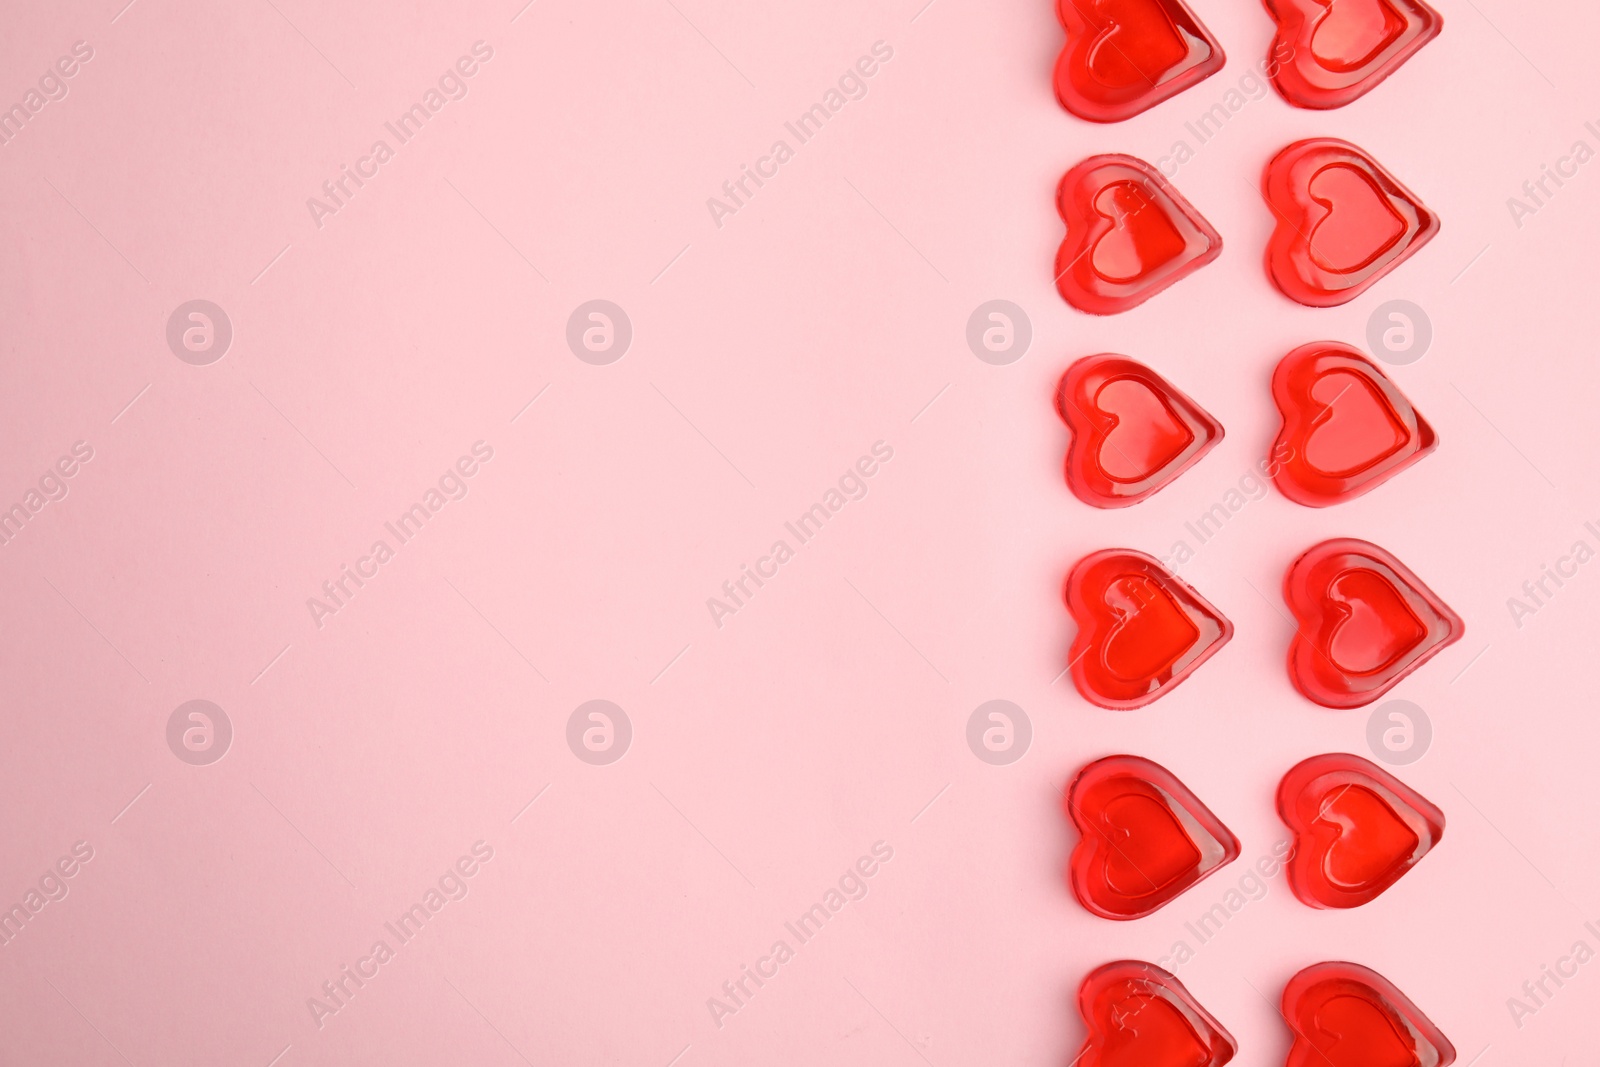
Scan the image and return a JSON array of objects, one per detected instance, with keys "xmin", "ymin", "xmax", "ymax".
[{"xmin": 2, "ymin": 0, "xmax": 1598, "ymax": 1064}]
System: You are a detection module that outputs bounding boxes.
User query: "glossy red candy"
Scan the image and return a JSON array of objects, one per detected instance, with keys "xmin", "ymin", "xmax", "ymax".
[
  {"xmin": 1263, "ymin": 138, "xmax": 1438, "ymax": 308},
  {"xmin": 1072, "ymin": 960, "xmax": 1237, "ymax": 1067},
  {"xmin": 1271, "ymin": 342, "xmax": 1437, "ymax": 506},
  {"xmin": 1278, "ymin": 753, "xmax": 1444, "ymax": 908},
  {"xmin": 1283, "ymin": 962, "xmax": 1456, "ymax": 1067},
  {"xmin": 1066, "ymin": 756, "xmax": 1240, "ymax": 919},
  {"xmin": 1057, "ymin": 155, "xmax": 1222, "ymax": 315},
  {"xmin": 1264, "ymin": 0, "xmax": 1443, "ymax": 110},
  {"xmin": 1284, "ymin": 538, "xmax": 1463, "ymax": 708},
  {"xmin": 1056, "ymin": 356, "xmax": 1224, "ymax": 508},
  {"xmin": 1054, "ymin": 0, "xmax": 1225, "ymax": 122},
  {"xmin": 1066, "ymin": 549, "xmax": 1233, "ymax": 709}
]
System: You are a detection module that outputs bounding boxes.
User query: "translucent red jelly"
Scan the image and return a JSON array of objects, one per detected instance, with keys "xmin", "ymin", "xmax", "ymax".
[
  {"xmin": 1066, "ymin": 549, "xmax": 1233, "ymax": 709},
  {"xmin": 1073, "ymin": 960, "xmax": 1237, "ymax": 1067},
  {"xmin": 1057, "ymin": 155, "xmax": 1222, "ymax": 315},
  {"xmin": 1278, "ymin": 753, "xmax": 1444, "ymax": 908},
  {"xmin": 1264, "ymin": 0, "xmax": 1443, "ymax": 110},
  {"xmin": 1263, "ymin": 138, "xmax": 1438, "ymax": 308},
  {"xmin": 1283, "ymin": 962, "xmax": 1456, "ymax": 1067},
  {"xmin": 1284, "ymin": 538, "xmax": 1463, "ymax": 708},
  {"xmin": 1054, "ymin": 0, "xmax": 1225, "ymax": 122},
  {"xmin": 1066, "ymin": 755, "xmax": 1240, "ymax": 919},
  {"xmin": 1057, "ymin": 356, "xmax": 1224, "ymax": 508},
  {"xmin": 1271, "ymin": 342, "xmax": 1437, "ymax": 506}
]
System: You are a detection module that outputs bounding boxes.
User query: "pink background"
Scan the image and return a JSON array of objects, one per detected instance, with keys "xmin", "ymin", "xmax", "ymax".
[{"xmin": 2, "ymin": 0, "xmax": 1598, "ymax": 1063}]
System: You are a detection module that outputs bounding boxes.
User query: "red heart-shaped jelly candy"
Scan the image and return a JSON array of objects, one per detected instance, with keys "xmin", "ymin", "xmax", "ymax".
[
  {"xmin": 1054, "ymin": 0, "xmax": 1225, "ymax": 121},
  {"xmin": 1066, "ymin": 755, "xmax": 1240, "ymax": 919},
  {"xmin": 1278, "ymin": 753, "xmax": 1444, "ymax": 908},
  {"xmin": 1058, "ymin": 155, "xmax": 1222, "ymax": 315},
  {"xmin": 1263, "ymin": 139, "xmax": 1438, "ymax": 307},
  {"xmin": 1282, "ymin": 962, "xmax": 1455, "ymax": 1067},
  {"xmin": 1271, "ymin": 342, "xmax": 1437, "ymax": 506},
  {"xmin": 1283, "ymin": 538, "xmax": 1463, "ymax": 708},
  {"xmin": 1072, "ymin": 960, "xmax": 1237, "ymax": 1067},
  {"xmin": 1066, "ymin": 549, "xmax": 1233, "ymax": 709},
  {"xmin": 1263, "ymin": 0, "xmax": 1442, "ymax": 109},
  {"xmin": 1057, "ymin": 355, "xmax": 1224, "ymax": 508}
]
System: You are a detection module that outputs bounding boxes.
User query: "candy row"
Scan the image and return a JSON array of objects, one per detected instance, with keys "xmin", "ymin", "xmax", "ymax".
[
  {"xmin": 1069, "ymin": 959, "xmax": 1452, "ymax": 1067},
  {"xmin": 1054, "ymin": 0, "xmax": 1442, "ymax": 119},
  {"xmin": 1065, "ymin": 539, "xmax": 1461, "ymax": 710},
  {"xmin": 1057, "ymin": 140, "xmax": 1437, "ymax": 314},
  {"xmin": 1066, "ymin": 753, "xmax": 1440, "ymax": 917},
  {"xmin": 1057, "ymin": 345, "xmax": 1433, "ymax": 509}
]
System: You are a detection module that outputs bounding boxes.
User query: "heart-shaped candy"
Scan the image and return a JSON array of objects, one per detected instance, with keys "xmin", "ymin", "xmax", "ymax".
[
  {"xmin": 1282, "ymin": 962, "xmax": 1455, "ymax": 1067},
  {"xmin": 1283, "ymin": 538, "xmax": 1463, "ymax": 708},
  {"xmin": 1271, "ymin": 342, "xmax": 1437, "ymax": 506},
  {"xmin": 1263, "ymin": 139, "xmax": 1438, "ymax": 307},
  {"xmin": 1278, "ymin": 753, "xmax": 1444, "ymax": 908},
  {"xmin": 1057, "ymin": 355, "xmax": 1224, "ymax": 508},
  {"xmin": 1067, "ymin": 756, "xmax": 1240, "ymax": 919},
  {"xmin": 1066, "ymin": 549, "xmax": 1233, "ymax": 709},
  {"xmin": 1072, "ymin": 960, "xmax": 1237, "ymax": 1067},
  {"xmin": 1054, "ymin": 0, "xmax": 1225, "ymax": 122},
  {"xmin": 1058, "ymin": 155, "xmax": 1222, "ymax": 315},
  {"xmin": 1263, "ymin": 0, "xmax": 1442, "ymax": 109}
]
